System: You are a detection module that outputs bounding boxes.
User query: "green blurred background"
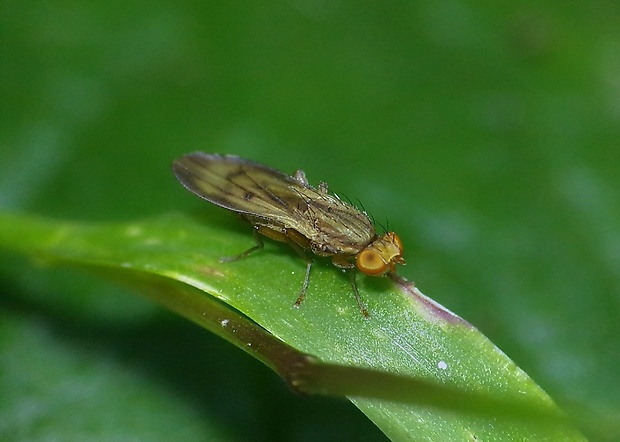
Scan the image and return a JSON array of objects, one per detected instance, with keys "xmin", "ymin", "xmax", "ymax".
[{"xmin": 1, "ymin": 1, "xmax": 619, "ymax": 440}]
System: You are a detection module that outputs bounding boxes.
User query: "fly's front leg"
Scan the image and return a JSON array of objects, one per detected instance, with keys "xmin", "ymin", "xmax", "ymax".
[
  {"xmin": 348, "ymin": 270, "xmax": 369, "ymax": 318},
  {"xmin": 332, "ymin": 255, "xmax": 369, "ymax": 318}
]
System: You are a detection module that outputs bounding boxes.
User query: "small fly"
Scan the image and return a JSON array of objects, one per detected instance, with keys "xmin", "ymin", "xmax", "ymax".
[{"xmin": 172, "ymin": 152, "xmax": 405, "ymax": 317}]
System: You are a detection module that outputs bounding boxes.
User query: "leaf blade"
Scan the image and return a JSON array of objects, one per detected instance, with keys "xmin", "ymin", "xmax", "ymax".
[{"xmin": 0, "ymin": 212, "xmax": 587, "ymax": 441}]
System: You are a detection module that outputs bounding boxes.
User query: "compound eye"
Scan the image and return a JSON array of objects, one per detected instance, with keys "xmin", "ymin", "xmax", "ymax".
[
  {"xmin": 356, "ymin": 248, "xmax": 388, "ymax": 276},
  {"xmin": 391, "ymin": 233, "xmax": 404, "ymax": 254}
]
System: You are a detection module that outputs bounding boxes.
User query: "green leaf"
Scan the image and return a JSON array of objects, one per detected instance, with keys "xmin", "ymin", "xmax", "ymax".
[{"xmin": 0, "ymin": 212, "xmax": 586, "ymax": 441}]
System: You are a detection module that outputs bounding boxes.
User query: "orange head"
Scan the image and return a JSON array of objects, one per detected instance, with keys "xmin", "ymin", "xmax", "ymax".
[{"xmin": 356, "ymin": 232, "xmax": 405, "ymax": 276}]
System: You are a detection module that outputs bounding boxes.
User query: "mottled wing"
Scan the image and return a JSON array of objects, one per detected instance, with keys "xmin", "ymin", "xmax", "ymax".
[
  {"xmin": 173, "ymin": 153, "xmax": 375, "ymax": 254},
  {"xmin": 173, "ymin": 153, "xmax": 309, "ymax": 220}
]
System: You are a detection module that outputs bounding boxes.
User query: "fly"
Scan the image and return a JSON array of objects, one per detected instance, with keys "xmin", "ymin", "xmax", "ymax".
[{"xmin": 172, "ymin": 152, "xmax": 405, "ymax": 317}]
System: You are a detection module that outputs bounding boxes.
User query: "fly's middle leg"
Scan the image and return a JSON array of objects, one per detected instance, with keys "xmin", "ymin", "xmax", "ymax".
[{"xmin": 280, "ymin": 231, "xmax": 313, "ymax": 309}]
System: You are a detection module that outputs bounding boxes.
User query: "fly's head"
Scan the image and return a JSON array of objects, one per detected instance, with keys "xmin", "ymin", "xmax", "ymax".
[{"xmin": 356, "ymin": 232, "xmax": 405, "ymax": 276}]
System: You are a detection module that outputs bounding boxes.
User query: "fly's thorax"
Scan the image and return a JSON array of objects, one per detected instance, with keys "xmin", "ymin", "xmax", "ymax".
[
  {"xmin": 355, "ymin": 232, "xmax": 405, "ymax": 276},
  {"xmin": 304, "ymin": 206, "xmax": 376, "ymax": 256}
]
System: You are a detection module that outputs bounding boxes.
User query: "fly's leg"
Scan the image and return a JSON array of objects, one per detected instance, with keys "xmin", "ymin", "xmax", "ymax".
[
  {"xmin": 282, "ymin": 232, "xmax": 313, "ymax": 308},
  {"xmin": 348, "ymin": 270, "xmax": 369, "ymax": 319},
  {"xmin": 332, "ymin": 255, "xmax": 369, "ymax": 318},
  {"xmin": 270, "ymin": 227, "xmax": 314, "ymax": 309},
  {"xmin": 219, "ymin": 228, "xmax": 264, "ymax": 262},
  {"xmin": 293, "ymin": 260, "xmax": 313, "ymax": 309},
  {"xmin": 219, "ymin": 222, "xmax": 315, "ymax": 310}
]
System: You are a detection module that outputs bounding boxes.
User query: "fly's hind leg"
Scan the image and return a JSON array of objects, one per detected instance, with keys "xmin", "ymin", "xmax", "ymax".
[
  {"xmin": 293, "ymin": 260, "xmax": 313, "ymax": 309},
  {"xmin": 219, "ymin": 227, "xmax": 264, "ymax": 262}
]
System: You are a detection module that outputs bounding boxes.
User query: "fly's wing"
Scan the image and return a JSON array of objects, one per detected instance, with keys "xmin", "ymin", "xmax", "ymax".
[
  {"xmin": 172, "ymin": 153, "xmax": 375, "ymax": 253},
  {"xmin": 173, "ymin": 153, "xmax": 309, "ymax": 221}
]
